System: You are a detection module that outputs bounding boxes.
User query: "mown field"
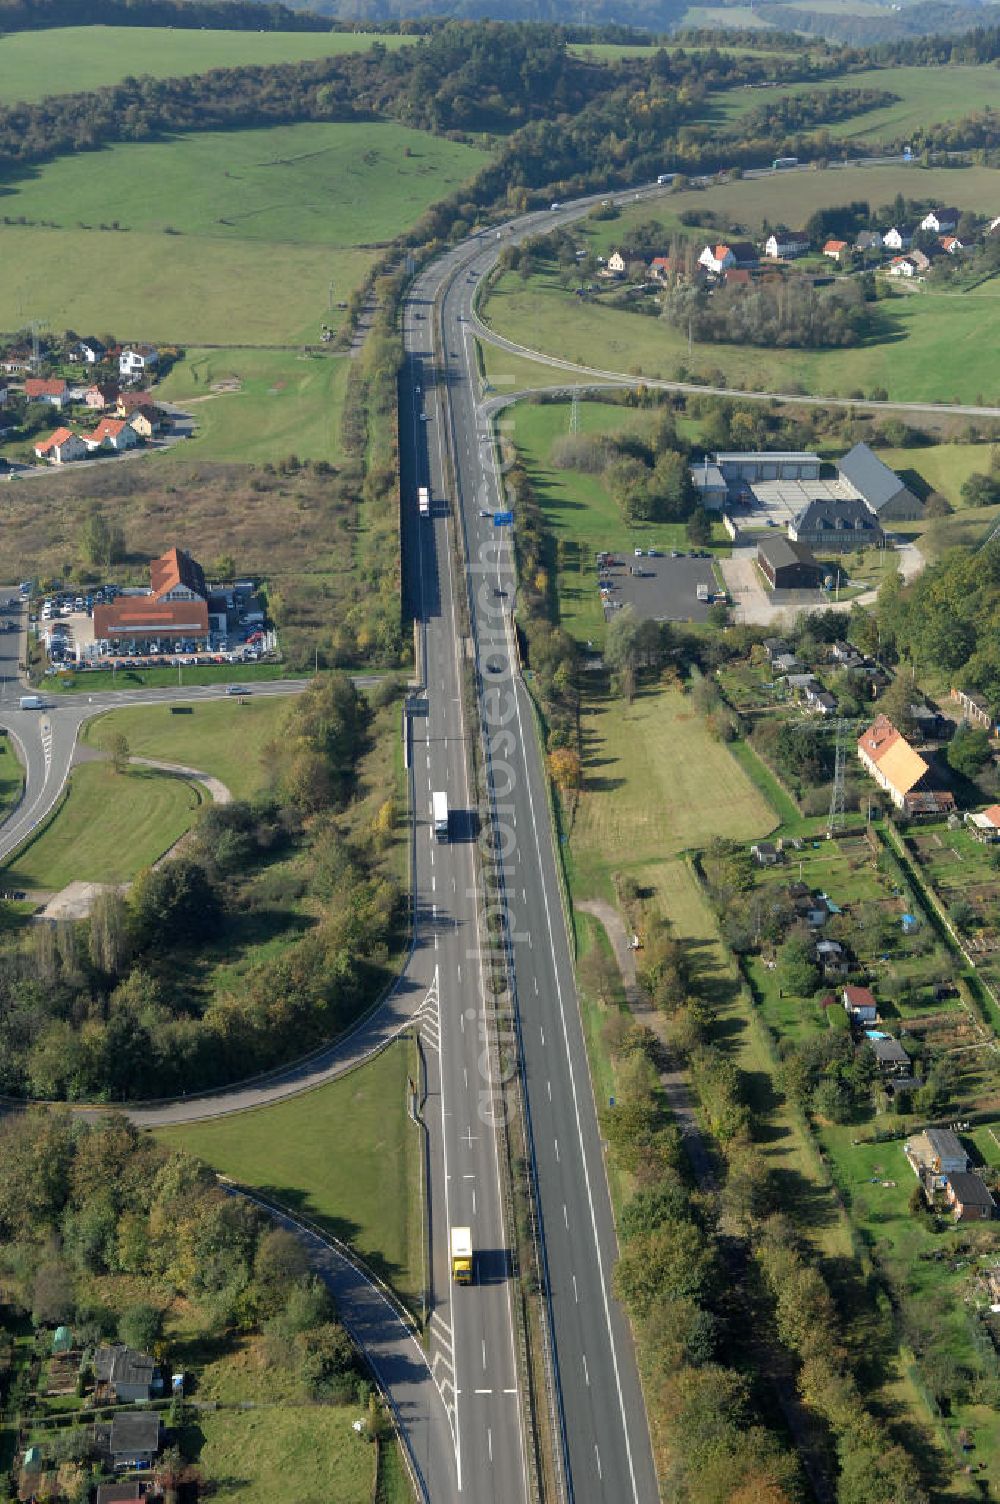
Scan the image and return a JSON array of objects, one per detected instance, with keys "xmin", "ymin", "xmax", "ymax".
[
  {"xmin": 80, "ymin": 696, "xmax": 292, "ymax": 801},
  {"xmin": 713, "ymin": 63, "xmax": 1000, "ymax": 141},
  {"xmin": 0, "ymin": 25, "xmax": 416, "ymax": 104},
  {"xmin": 157, "ymin": 1037, "xmax": 423, "ymax": 1307},
  {"xmin": 0, "ymin": 121, "xmax": 488, "ymax": 344},
  {"xmin": 1, "ymin": 761, "xmax": 202, "ymax": 890},
  {"xmin": 566, "ymin": 684, "xmax": 776, "ymax": 901},
  {"xmin": 157, "ymin": 348, "xmax": 350, "ymax": 463}
]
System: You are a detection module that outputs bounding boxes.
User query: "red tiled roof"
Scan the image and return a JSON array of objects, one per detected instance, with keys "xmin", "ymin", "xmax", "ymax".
[
  {"xmin": 35, "ymin": 426, "xmax": 75, "ymax": 454},
  {"xmin": 843, "ymin": 984, "xmax": 877, "ymax": 1010},
  {"xmin": 25, "ymin": 377, "xmax": 67, "ymax": 397},
  {"xmin": 150, "ymin": 547, "xmax": 206, "ymax": 602},
  {"xmin": 983, "ymin": 804, "xmax": 1000, "ymax": 827},
  {"xmin": 823, "ymin": 240, "xmax": 848, "ymax": 253},
  {"xmin": 86, "ymin": 418, "xmax": 128, "ymax": 442},
  {"xmin": 117, "ymin": 390, "xmax": 152, "ymax": 412},
  {"xmin": 94, "ymin": 599, "xmax": 209, "ymax": 637}
]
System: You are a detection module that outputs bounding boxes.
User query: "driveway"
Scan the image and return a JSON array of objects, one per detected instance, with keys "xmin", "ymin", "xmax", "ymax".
[{"xmin": 722, "ymin": 539, "xmax": 926, "ymax": 626}]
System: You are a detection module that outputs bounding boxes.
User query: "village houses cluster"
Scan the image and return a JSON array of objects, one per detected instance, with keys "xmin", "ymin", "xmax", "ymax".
[
  {"xmin": 0, "ymin": 333, "xmax": 168, "ymax": 466},
  {"xmin": 599, "ymin": 204, "xmax": 999, "ymax": 289}
]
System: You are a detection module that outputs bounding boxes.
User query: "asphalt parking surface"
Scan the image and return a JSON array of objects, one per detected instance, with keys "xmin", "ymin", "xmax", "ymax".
[{"xmin": 601, "ymin": 554, "xmax": 718, "ymax": 623}]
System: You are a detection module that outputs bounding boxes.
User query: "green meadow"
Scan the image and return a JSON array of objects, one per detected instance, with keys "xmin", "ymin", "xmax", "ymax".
[
  {"xmin": 0, "ymin": 25, "xmax": 416, "ymax": 104},
  {"xmin": 0, "ymin": 122, "xmax": 488, "ymax": 344}
]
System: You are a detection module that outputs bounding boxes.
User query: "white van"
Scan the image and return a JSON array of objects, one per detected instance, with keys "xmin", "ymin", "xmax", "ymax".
[{"xmin": 19, "ymin": 694, "xmax": 44, "ymax": 710}]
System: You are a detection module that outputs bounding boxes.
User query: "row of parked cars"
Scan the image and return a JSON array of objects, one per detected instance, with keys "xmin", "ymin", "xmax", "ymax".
[{"xmin": 40, "ymin": 585, "xmax": 119, "ymax": 621}]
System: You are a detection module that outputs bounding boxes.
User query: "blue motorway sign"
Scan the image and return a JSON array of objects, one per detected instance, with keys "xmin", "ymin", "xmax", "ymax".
[{"xmin": 493, "ymin": 510, "xmax": 514, "ymax": 526}]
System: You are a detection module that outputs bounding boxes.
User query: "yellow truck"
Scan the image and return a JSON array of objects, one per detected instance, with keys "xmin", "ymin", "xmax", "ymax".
[{"xmin": 450, "ymin": 1226, "xmax": 473, "ymax": 1284}]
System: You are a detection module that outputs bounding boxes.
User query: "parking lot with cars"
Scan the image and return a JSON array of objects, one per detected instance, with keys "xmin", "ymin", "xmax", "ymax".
[
  {"xmin": 595, "ymin": 548, "xmax": 723, "ymax": 624},
  {"xmin": 35, "ymin": 583, "xmax": 276, "ymax": 676}
]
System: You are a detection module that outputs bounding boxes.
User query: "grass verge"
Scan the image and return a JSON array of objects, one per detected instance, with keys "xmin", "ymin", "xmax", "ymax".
[{"xmin": 155, "ymin": 1038, "xmax": 424, "ymax": 1311}]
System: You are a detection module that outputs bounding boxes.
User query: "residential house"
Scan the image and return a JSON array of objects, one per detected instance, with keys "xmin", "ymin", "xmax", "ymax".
[
  {"xmin": 882, "ymin": 225, "xmax": 912, "ymax": 251},
  {"xmin": 69, "ymin": 338, "xmax": 107, "ymax": 365},
  {"xmin": 34, "ymin": 427, "xmax": 86, "ymax": 465},
  {"xmin": 906, "ymin": 1127, "xmax": 968, "ymax": 1187},
  {"xmin": 116, "ymin": 391, "xmax": 154, "ymax": 417},
  {"xmin": 908, "ymin": 248, "xmax": 932, "ymax": 273},
  {"xmin": 119, "ymin": 344, "xmax": 159, "ymax": 380},
  {"xmin": 856, "ymin": 713, "xmax": 930, "ymax": 810},
  {"xmin": 109, "ymin": 1413, "xmax": 161, "ymax": 1471},
  {"xmin": 810, "ymin": 689, "xmax": 838, "ymax": 717},
  {"xmin": 789, "ymin": 882, "xmax": 830, "ymax": 926},
  {"xmin": 889, "ymin": 255, "xmax": 919, "ymax": 278},
  {"xmin": 843, "ymin": 983, "xmax": 878, "ymax": 1024},
  {"xmin": 830, "ymin": 640, "xmax": 864, "ymax": 669},
  {"xmin": 84, "ymin": 382, "xmax": 120, "ymax": 411},
  {"xmin": 855, "ymin": 230, "xmax": 883, "ymax": 253},
  {"xmin": 938, "ymin": 234, "xmax": 963, "ymax": 254},
  {"xmin": 869, "ymin": 1035, "xmax": 910, "ymax": 1074},
  {"xmin": 950, "ymin": 686, "xmax": 993, "ymax": 729},
  {"xmin": 920, "ymin": 207, "xmax": 959, "ymax": 234},
  {"xmin": 965, "ymin": 805, "xmax": 1000, "ymax": 843},
  {"xmin": 757, "ymin": 536, "xmax": 823, "ymax": 591},
  {"xmin": 648, "ymin": 256, "xmax": 675, "ymax": 282},
  {"xmin": 751, "ymin": 841, "xmax": 781, "ymax": 867},
  {"xmin": 127, "ymin": 404, "xmax": 163, "ymax": 439},
  {"xmin": 786, "ymin": 672, "xmax": 820, "ymax": 698},
  {"xmin": 1, "ymin": 347, "xmax": 31, "ymax": 374},
  {"xmin": 698, "ymin": 241, "xmax": 756, "ymax": 275},
  {"xmin": 772, "ymin": 652, "xmax": 801, "ymax": 674},
  {"xmin": 83, "ymin": 417, "xmax": 138, "ymax": 454},
  {"xmin": 763, "ymin": 637, "xmax": 792, "ymax": 661},
  {"xmin": 838, "ymin": 441, "xmax": 923, "ymax": 521},
  {"xmin": 24, "ymin": 377, "xmax": 69, "ymax": 408},
  {"xmin": 764, "ymin": 230, "xmax": 809, "ymax": 259},
  {"xmin": 604, "ymin": 249, "xmax": 630, "ymax": 277},
  {"xmin": 94, "ymin": 1345, "xmax": 157, "ymax": 1403},
  {"xmin": 789, "ymin": 495, "xmax": 884, "ymax": 552},
  {"xmin": 816, "ymin": 938, "xmax": 849, "ymax": 978},
  {"xmin": 822, "ymin": 239, "xmax": 849, "ymax": 263},
  {"xmin": 944, "ymin": 1172, "xmax": 995, "ymax": 1222}
]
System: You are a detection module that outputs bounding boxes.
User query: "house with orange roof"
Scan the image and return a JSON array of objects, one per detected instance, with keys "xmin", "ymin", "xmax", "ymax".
[
  {"xmin": 698, "ymin": 241, "xmax": 756, "ymax": 275},
  {"xmin": 82, "ymin": 417, "xmax": 138, "ymax": 454},
  {"xmin": 34, "ymin": 427, "xmax": 86, "ymax": 465},
  {"xmin": 150, "ymin": 546, "xmax": 207, "ymax": 604},
  {"xmin": 822, "ymin": 239, "xmax": 850, "ymax": 264},
  {"xmin": 857, "ymin": 713, "xmax": 955, "ymax": 816},
  {"xmin": 24, "ymin": 377, "xmax": 69, "ymax": 409},
  {"xmin": 966, "ymin": 805, "xmax": 1000, "ymax": 843}
]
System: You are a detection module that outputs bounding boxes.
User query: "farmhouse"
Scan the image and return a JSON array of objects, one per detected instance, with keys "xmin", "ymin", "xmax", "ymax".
[
  {"xmin": 788, "ymin": 495, "xmax": 884, "ymax": 551},
  {"xmin": 837, "ymin": 442, "xmax": 923, "ymax": 522},
  {"xmin": 764, "ymin": 231, "xmax": 810, "ymax": 259},
  {"xmin": 756, "ymin": 536, "xmax": 823, "ymax": 591},
  {"xmin": 24, "ymin": 377, "xmax": 69, "ymax": 408},
  {"xmin": 856, "ymin": 713, "xmax": 931, "ymax": 809},
  {"xmin": 34, "ymin": 427, "xmax": 86, "ymax": 465},
  {"xmin": 944, "ymin": 1172, "xmax": 995, "ymax": 1222}
]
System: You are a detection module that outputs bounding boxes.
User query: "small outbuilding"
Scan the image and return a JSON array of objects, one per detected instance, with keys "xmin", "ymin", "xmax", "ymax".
[{"xmin": 757, "ymin": 537, "xmax": 824, "ymax": 591}]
